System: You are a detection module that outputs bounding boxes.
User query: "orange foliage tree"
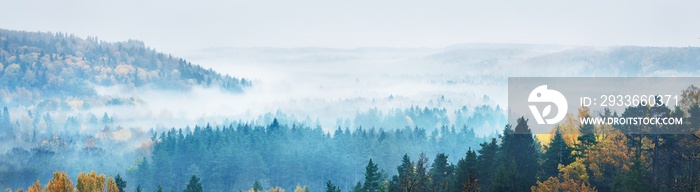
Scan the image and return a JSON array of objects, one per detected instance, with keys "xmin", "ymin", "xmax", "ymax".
[{"xmin": 45, "ymin": 171, "xmax": 73, "ymax": 192}]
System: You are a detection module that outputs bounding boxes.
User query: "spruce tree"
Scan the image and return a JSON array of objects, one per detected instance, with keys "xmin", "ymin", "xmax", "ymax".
[
  {"xmin": 326, "ymin": 181, "xmax": 341, "ymax": 192},
  {"xmin": 183, "ymin": 175, "xmax": 202, "ymax": 192},
  {"xmin": 543, "ymin": 127, "xmax": 573, "ymax": 179},
  {"xmin": 429, "ymin": 153, "xmax": 453, "ymax": 192},
  {"xmin": 363, "ymin": 159, "xmax": 383, "ymax": 192},
  {"xmin": 495, "ymin": 117, "xmax": 538, "ymax": 191},
  {"xmin": 115, "ymin": 174, "xmax": 127, "ymax": 192}
]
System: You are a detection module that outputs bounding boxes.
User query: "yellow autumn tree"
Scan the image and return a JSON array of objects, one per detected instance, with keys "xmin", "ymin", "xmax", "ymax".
[
  {"xmin": 268, "ymin": 187, "xmax": 285, "ymax": 192},
  {"xmin": 106, "ymin": 177, "xmax": 119, "ymax": 192},
  {"xmin": 532, "ymin": 177, "xmax": 560, "ymax": 192},
  {"xmin": 293, "ymin": 185, "xmax": 308, "ymax": 192},
  {"xmin": 27, "ymin": 180, "xmax": 42, "ymax": 192},
  {"xmin": 45, "ymin": 171, "xmax": 73, "ymax": 192},
  {"xmin": 77, "ymin": 171, "xmax": 106, "ymax": 192},
  {"xmin": 583, "ymin": 133, "xmax": 631, "ymax": 180},
  {"xmin": 537, "ymin": 113, "xmax": 581, "ymax": 147},
  {"xmin": 532, "ymin": 160, "xmax": 596, "ymax": 192}
]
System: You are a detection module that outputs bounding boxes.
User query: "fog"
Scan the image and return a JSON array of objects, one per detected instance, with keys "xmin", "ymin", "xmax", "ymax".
[{"xmin": 79, "ymin": 44, "xmax": 700, "ymax": 138}]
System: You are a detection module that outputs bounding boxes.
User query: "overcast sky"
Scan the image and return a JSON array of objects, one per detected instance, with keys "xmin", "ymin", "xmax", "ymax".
[{"xmin": 2, "ymin": 0, "xmax": 699, "ymax": 56}]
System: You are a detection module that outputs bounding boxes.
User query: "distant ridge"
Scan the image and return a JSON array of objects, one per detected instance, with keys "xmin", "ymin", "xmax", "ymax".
[{"xmin": 0, "ymin": 29, "xmax": 250, "ymax": 105}]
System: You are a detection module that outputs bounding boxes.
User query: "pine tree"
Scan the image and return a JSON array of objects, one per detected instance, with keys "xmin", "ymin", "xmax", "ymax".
[
  {"xmin": 325, "ymin": 181, "xmax": 341, "ymax": 192},
  {"xmin": 463, "ymin": 172, "xmax": 480, "ymax": 192},
  {"xmin": 183, "ymin": 175, "xmax": 203, "ymax": 192},
  {"xmin": 429, "ymin": 153, "xmax": 453, "ymax": 192},
  {"xmin": 494, "ymin": 117, "xmax": 538, "ymax": 192},
  {"xmin": 454, "ymin": 149, "xmax": 477, "ymax": 192},
  {"xmin": 476, "ymin": 138, "xmax": 498, "ymax": 191},
  {"xmin": 618, "ymin": 157, "xmax": 652, "ymax": 192},
  {"xmin": 363, "ymin": 159, "xmax": 383, "ymax": 192},
  {"xmin": 253, "ymin": 180, "xmax": 263, "ymax": 192},
  {"xmin": 414, "ymin": 153, "xmax": 430, "ymax": 192},
  {"xmin": 575, "ymin": 115, "xmax": 597, "ymax": 158},
  {"xmin": 352, "ymin": 182, "xmax": 362, "ymax": 192},
  {"xmin": 396, "ymin": 154, "xmax": 415, "ymax": 192},
  {"xmin": 543, "ymin": 128, "xmax": 573, "ymax": 179},
  {"xmin": 115, "ymin": 174, "xmax": 127, "ymax": 192}
]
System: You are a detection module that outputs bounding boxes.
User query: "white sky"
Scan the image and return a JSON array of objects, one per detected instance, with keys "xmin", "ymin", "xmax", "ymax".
[{"xmin": 2, "ymin": 0, "xmax": 699, "ymax": 56}]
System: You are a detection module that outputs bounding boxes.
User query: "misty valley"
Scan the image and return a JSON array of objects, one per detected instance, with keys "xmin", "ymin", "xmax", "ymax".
[{"xmin": 2, "ymin": 29, "xmax": 700, "ymax": 192}]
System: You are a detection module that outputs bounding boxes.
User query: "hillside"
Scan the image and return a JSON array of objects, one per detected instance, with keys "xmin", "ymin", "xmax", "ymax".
[{"xmin": 0, "ymin": 29, "xmax": 251, "ymax": 107}]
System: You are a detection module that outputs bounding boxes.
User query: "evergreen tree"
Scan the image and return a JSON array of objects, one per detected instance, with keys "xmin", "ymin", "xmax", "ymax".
[
  {"xmin": 575, "ymin": 115, "xmax": 597, "ymax": 158},
  {"xmin": 253, "ymin": 180, "xmax": 263, "ymax": 192},
  {"xmin": 618, "ymin": 157, "xmax": 652, "ymax": 192},
  {"xmin": 115, "ymin": 174, "xmax": 127, "ymax": 192},
  {"xmin": 352, "ymin": 182, "xmax": 362, "ymax": 192},
  {"xmin": 396, "ymin": 154, "xmax": 415, "ymax": 192},
  {"xmin": 363, "ymin": 159, "xmax": 383, "ymax": 192},
  {"xmin": 0, "ymin": 107, "xmax": 10, "ymax": 136},
  {"xmin": 463, "ymin": 172, "xmax": 480, "ymax": 192},
  {"xmin": 542, "ymin": 127, "xmax": 573, "ymax": 179},
  {"xmin": 183, "ymin": 175, "xmax": 202, "ymax": 192},
  {"xmin": 430, "ymin": 153, "xmax": 453, "ymax": 192},
  {"xmin": 476, "ymin": 138, "xmax": 498, "ymax": 191},
  {"xmin": 325, "ymin": 181, "xmax": 341, "ymax": 192},
  {"xmin": 454, "ymin": 149, "xmax": 477, "ymax": 192},
  {"xmin": 492, "ymin": 160, "xmax": 516, "ymax": 192},
  {"xmin": 494, "ymin": 117, "xmax": 538, "ymax": 191},
  {"xmin": 414, "ymin": 153, "xmax": 431, "ymax": 192}
]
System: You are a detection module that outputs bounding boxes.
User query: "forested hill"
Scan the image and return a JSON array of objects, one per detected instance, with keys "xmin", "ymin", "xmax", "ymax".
[{"xmin": 0, "ymin": 29, "xmax": 251, "ymax": 105}]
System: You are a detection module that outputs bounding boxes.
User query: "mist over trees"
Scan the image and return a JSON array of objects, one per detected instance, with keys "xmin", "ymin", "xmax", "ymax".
[
  {"xmin": 128, "ymin": 119, "xmax": 484, "ymax": 191},
  {"xmin": 2, "ymin": 29, "xmax": 700, "ymax": 192},
  {"xmin": 0, "ymin": 29, "xmax": 250, "ymax": 107}
]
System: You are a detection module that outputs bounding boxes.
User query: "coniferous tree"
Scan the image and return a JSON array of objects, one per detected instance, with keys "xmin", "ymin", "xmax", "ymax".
[
  {"xmin": 396, "ymin": 154, "xmax": 415, "ymax": 192},
  {"xmin": 115, "ymin": 174, "xmax": 127, "ymax": 192},
  {"xmin": 454, "ymin": 149, "xmax": 477, "ymax": 192},
  {"xmin": 352, "ymin": 182, "xmax": 362, "ymax": 192},
  {"xmin": 325, "ymin": 181, "xmax": 341, "ymax": 192},
  {"xmin": 575, "ymin": 115, "xmax": 597, "ymax": 159},
  {"xmin": 183, "ymin": 175, "xmax": 202, "ymax": 192},
  {"xmin": 2, "ymin": 107, "xmax": 10, "ymax": 127},
  {"xmin": 363, "ymin": 159, "xmax": 383, "ymax": 192},
  {"xmin": 430, "ymin": 153, "xmax": 453, "ymax": 192},
  {"xmin": 542, "ymin": 127, "xmax": 573, "ymax": 179},
  {"xmin": 414, "ymin": 153, "xmax": 431, "ymax": 192},
  {"xmin": 494, "ymin": 117, "xmax": 538, "ymax": 192},
  {"xmin": 253, "ymin": 180, "xmax": 263, "ymax": 192},
  {"xmin": 618, "ymin": 157, "xmax": 652, "ymax": 192},
  {"xmin": 476, "ymin": 138, "xmax": 497, "ymax": 191},
  {"xmin": 463, "ymin": 172, "xmax": 480, "ymax": 192}
]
